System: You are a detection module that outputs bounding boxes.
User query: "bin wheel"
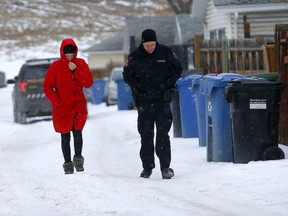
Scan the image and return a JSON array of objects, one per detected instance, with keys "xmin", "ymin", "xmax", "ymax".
[{"xmin": 263, "ymin": 146, "xmax": 285, "ymax": 161}]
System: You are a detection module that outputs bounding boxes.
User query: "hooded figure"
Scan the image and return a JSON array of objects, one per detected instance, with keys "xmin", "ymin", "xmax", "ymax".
[
  {"xmin": 44, "ymin": 38, "xmax": 93, "ymax": 133},
  {"xmin": 43, "ymin": 38, "xmax": 93, "ymax": 174}
]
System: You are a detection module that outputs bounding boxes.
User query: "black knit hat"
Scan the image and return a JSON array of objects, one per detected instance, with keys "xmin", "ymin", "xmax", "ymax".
[
  {"xmin": 141, "ymin": 29, "xmax": 157, "ymax": 43},
  {"xmin": 63, "ymin": 45, "xmax": 77, "ymax": 54}
]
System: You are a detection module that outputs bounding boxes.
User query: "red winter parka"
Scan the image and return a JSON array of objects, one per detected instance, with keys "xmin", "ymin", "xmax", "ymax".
[{"xmin": 43, "ymin": 38, "xmax": 93, "ymax": 133}]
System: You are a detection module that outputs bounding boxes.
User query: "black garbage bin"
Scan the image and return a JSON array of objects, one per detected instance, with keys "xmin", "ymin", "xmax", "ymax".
[
  {"xmin": 225, "ymin": 79, "xmax": 286, "ymax": 163},
  {"xmin": 171, "ymin": 87, "xmax": 182, "ymax": 137}
]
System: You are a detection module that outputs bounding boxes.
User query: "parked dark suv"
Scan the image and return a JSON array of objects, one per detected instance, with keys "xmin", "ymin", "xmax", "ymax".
[{"xmin": 7, "ymin": 58, "xmax": 57, "ymax": 124}]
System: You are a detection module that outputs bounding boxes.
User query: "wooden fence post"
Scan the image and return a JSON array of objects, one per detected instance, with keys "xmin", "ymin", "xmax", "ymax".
[
  {"xmin": 221, "ymin": 39, "xmax": 229, "ymax": 73},
  {"xmin": 276, "ymin": 24, "xmax": 288, "ymax": 146},
  {"xmin": 194, "ymin": 35, "xmax": 201, "ymax": 69}
]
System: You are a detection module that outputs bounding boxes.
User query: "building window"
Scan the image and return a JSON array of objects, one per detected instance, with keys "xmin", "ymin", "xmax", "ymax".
[
  {"xmin": 209, "ymin": 28, "xmax": 226, "ymax": 39},
  {"xmin": 210, "ymin": 30, "xmax": 217, "ymax": 39},
  {"xmin": 218, "ymin": 29, "xmax": 225, "ymax": 39}
]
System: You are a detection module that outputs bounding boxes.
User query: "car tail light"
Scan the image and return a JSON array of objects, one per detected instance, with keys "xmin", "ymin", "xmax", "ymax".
[{"xmin": 19, "ymin": 81, "xmax": 27, "ymax": 92}]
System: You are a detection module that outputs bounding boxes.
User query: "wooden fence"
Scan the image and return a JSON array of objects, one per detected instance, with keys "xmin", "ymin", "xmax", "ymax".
[{"xmin": 194, "ymin": 35, "xmax": 275, "ymax": 74}]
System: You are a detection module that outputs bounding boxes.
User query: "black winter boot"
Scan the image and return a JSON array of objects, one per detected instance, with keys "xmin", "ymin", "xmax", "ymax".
[
  {"xmin": 73, "ymin": 155, "xmax": 84, "ymax": 172},
  {"xmin": 63, "ymin": 161, "xmax": 74, "ymax": 174},
  {"xmin": 161, "ymin": 168, "xmax": 174, "ymax": 179},
  {"xmin": 140, "ymin": 169, "xmax": 152, "ymax": 178}
]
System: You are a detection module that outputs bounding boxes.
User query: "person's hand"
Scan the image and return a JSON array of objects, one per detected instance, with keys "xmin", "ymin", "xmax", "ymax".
[
  {"xmin": 163, "ymin": 88, "xmax": 175, "ymax": 102},
  {"xmin": 132, "ymin": 88, "xmax": 139, "ymax": 95},
  {"xmin": 68, "ymin": 62, "xmax": 77, "ymax": 71}
]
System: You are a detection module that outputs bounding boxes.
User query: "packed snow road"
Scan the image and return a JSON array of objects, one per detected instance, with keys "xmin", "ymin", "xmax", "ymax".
[{"xmin": 0, "ymin": 85, "xmax": 288, "ymax": 216}]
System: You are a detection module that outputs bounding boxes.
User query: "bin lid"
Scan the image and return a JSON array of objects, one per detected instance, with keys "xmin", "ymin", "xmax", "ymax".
[
  {"xmin": 245, "ymin": 72, "xmax": 279, "ymax": 82},
  {"xmin": 225, "ymin": 79, "xmax": 286, "ymax": 102},
  {"xmin": 115, "ymin": 78, "xmax": 125, "ymax": 83},
  {"xmin": 203, "ymin": 73, "xmax": 245, "ymax": 83},
  {"xmin": 191, "ymin": 75, "xmax": 204, "ymax": 90},
  {"xmin": 177, "ymin": 74, "xmax": 203, "ymax": 86},
  {"xmin": 201, "ymin": 73, "xmax": 245, "ymax": 96},
  {"xmin": 181, "ymin": 69, "xmax": 204, "ymax": 78},
  {"xmin": 228, "ymin": 77, "xmax": 270, "ymax": 85},
  {"xmin": 227, "ymin": 78, "xmax": 286, "ymax": 90},
  {"xmin": 93, "ymin": 78, "xmax": 106, "ymax": 83}
]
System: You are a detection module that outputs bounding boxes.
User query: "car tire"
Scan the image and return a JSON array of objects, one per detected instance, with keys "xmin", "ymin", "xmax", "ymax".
[
  {"xmin": 106, "ymin": 96, "xmax": 111, "ymax": 106},
  {"xmin": 18, "ymin": 111, "xmax": 27, "ymax": 124},
  {"xmin": 13, "ymin": 104, "xmax": 19, "ymax": 123},
  {"xmin": 14, "ymin": 105, "xmax": 27, "ymax": 124}
]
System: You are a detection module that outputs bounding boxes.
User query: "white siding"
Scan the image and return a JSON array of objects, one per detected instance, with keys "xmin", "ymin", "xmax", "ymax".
[
  {"xmin": 204, "ymin": 1, "xmax": 288, "ymax": 39},
  {"xmin": 237, "ymin": 11, "xmax": 288, "ymax": 38},
  {"xmin": 88, "ymin": 53, "xmax": 125, "ymax": 70},
  {"xmin": 205, "ymin": 0, "xmax": 231, "ymax": 39}
]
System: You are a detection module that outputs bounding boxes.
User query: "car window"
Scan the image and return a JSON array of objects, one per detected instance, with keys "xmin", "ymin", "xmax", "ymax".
[{"xmin": 20, "ymin": 64, "xmax": 50, "ymax": 80}]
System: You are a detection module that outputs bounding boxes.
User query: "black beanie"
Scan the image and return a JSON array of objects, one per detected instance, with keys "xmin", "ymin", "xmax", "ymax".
[
  {"xmin": 63, "ymin": 45, "xmax": 77, "ymax": 54},
  {"xmin": 141, "ymin": 29, "xmax": 157, "ymax": 43}
]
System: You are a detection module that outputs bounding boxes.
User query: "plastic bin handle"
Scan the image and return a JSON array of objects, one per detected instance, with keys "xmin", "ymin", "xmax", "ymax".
[{"xmin": 224, "ymin": 86, "xmax": 233, "ymax": 103}]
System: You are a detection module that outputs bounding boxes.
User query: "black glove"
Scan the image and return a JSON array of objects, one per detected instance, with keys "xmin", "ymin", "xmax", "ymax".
[
  {"xmin": 131, "ymin": 88, "xmax": 145, "ymax": 107},
  {"xmin": 163, "ymin": 88, "xmax": 175, "ymax": 102},
  {"xmin": 132, "ymin": 92, "xmax": 138, "ymax": 107},
  {"xmin": 132, "ymin": 88, "xmax": 138, "ymax": 94}
]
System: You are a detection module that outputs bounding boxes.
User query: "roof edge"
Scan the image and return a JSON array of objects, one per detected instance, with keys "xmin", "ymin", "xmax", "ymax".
[{"xmin": 215, "ymin": 3, "xmax": 288, "ymax": 13}]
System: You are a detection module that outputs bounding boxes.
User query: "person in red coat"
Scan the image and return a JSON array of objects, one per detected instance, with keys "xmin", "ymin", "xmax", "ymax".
[{"xmin": 43, "ymin": 38, "xmax": 93, "ymax": 174}]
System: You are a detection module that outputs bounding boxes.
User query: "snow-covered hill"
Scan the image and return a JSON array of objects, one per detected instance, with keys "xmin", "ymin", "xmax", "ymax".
[{"xmin": 0, "ymin": 0, "xmax": 173, "ymax": 60}]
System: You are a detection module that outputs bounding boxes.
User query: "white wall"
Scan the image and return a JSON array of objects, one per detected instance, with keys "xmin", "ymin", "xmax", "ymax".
[
  {"xmin": 204, "ymin": 0, "xmax": 288, "ymax": 39},
  {"xmin": 87, "ymin": 53, "xmax": 125, "ymax": 69},
  {"xmin": 205, "ymin": 0, "xmax": 231, "ymax": 39}
]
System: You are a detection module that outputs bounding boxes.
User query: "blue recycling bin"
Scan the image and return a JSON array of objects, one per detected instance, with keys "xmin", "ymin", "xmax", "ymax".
[
  {"xmin": 201, "ymin": 73, "xmax": 245, "ymax": 162},
  {"xmin": 177, "ymin": 75, "xmax": 200, "ymax": 138},
  {"xmin": 116, "ymin": 78, "xmax": 133, "ymax": 110},
  {"xmin": 91, "ymin": 79, "xmax": 106, "ymax": 105},
  {"xmin": 191, "ymin": 76, "xmax": 206, "ymax": 146}
]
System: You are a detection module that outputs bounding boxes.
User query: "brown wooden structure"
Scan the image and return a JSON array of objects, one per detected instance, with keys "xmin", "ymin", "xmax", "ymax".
[
  {"xmin": 275, "ymin": 24, "xmax": 288, "ymax": 146},
  {"xmin": 194, "ymin": 35, "xmax": 274, "ymax": 74}
]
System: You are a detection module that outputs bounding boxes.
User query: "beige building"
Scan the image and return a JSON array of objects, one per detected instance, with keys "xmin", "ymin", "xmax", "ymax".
[{"xmin": 83, "ymin": 33, "xmax": 126, "ymax": 78}]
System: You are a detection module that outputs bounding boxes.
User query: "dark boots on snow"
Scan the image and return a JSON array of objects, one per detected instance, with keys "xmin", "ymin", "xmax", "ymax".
[
  {"xmin": 140, "ymin": 169, "xmax": 152, "ymax": 178},
  {"xmin": 73, "ymin": 155, "xmax": 84, "ymax": 172},
  {"xmin": 140, "ymin": 168, "xmax": 175, "ymax": 179},
  {"xmin": 63, "ymin": 156, "xmax": 84, "ymax": 174},
  {"xmin": 63, "ymin": 161, "xmax": 74, "ymax": 174},
  {"xmin": 161, "ymin": 168, "xmax": 174, "ymax": 179}
]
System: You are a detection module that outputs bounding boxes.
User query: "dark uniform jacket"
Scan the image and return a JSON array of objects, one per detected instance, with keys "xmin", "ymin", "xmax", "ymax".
[{"xmin": 123, "ymin": 42, "xmax": 182, "ymax": 103}]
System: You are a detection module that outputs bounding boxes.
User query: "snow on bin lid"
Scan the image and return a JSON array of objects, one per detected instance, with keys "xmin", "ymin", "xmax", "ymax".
[
  {"xmin": 203, "ymin": 73, "xmax": 245, "ymax": 83},
  {"xmin": 201, "ymin": 73, "xmax": 245, "ymax": 97}
]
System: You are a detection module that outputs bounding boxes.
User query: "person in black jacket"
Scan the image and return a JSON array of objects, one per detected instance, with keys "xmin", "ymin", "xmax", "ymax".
[{"xmin": 123, "ymin": 29, "xmax": 182, "ymax": 179}]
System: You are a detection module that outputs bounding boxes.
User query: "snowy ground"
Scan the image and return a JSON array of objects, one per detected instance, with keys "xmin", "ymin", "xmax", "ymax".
[{"xmin": 1, "ymin": 58, "xmax": 288, "ymax": 216}]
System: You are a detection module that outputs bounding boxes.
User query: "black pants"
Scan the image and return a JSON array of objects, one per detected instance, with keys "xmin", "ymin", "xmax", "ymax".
[
  {"xmin": 61, "ymin": 130, "xmax": 83, "ymax": 162},
  {"xmin": 137, "ymin": 100, "xmax": 173, "ymax": 170}
]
